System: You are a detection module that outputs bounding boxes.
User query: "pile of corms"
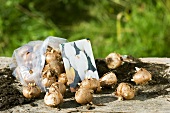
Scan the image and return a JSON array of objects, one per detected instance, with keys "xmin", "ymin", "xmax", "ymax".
[
  {"xmin": 105, "ymin": 52, "xmax": 152, "ymax": 100},
  {"xmin": 75, "ymin": 52, "xmax": 152, "ymax": 104},
  {"xmin": 22, "ymin": 51, "xmax": 152, "ymax": 107},
  {"xmin": 22, "ymin": 46, "xmax": 67, "ymax": 107}
]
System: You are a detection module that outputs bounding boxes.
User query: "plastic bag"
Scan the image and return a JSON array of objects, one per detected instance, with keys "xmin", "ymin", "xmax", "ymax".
[{"xmin": 10, "ymin": 36, "xmax": 67, "ymax": 91}]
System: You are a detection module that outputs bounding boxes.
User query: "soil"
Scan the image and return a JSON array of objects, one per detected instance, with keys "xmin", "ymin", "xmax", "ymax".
[
  {"xmin": 0, "ymin": 68, "xmax": 33, "ymax": 111},
  {"xmin": 0, "ymin": 56, "xmax": 170, "ymax": 112}
]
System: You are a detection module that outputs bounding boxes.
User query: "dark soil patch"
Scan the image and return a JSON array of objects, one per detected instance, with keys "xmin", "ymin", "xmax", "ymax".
[{"xmin": 0, "ymin": 68, "xmax": 33, "ymax": 111}]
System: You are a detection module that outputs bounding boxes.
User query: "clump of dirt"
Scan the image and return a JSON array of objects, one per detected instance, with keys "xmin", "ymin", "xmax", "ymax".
[{"xmin": 0, "ymin": 68, "xmax": 33, "ymax": 111}]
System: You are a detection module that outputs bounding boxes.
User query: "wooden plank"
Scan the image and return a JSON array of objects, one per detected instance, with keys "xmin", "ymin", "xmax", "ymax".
[{"xmin": 140, "ymin": 58, "xmax": 170, "ymax": 64}]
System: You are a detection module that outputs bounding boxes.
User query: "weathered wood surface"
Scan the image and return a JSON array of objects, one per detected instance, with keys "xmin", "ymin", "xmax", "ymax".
[{"xmin": 0, "ymin": 57, "xmax": 170, "ymax": 113}]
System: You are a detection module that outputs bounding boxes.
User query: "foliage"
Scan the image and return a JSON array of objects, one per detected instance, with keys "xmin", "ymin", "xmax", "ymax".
[
  {"xmin": 0, "ymin": 0, "xmax": 170, "ymax": 58},
  {"xmin": 0, "ymin": 0, "xmax": 61, "ymax": 56}
]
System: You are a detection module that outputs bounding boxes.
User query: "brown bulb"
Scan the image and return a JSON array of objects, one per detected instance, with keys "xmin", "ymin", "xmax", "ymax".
[
  {"xmin": 115, "ymin": 83, "xmax": 135, "ymax": 100},
  {"xmin": 131, "ymin": 67, "xmax": 152, "ymax": 85},
  {"xmin": 79, "ymin": 78, "xmax": 101, "ymax": 92},
  {"xmin": 23, "ymin": 83, "xmax": 41, "ymax": 99},
  {"xmin": 44, "ymin": 91, "xmax": 63, "ymax": 107},
  {"xmin": 42, "ymin": 77, "xmax": 57, "ymax": 87},
  {"xmin": 105, "ymin": 52, "xmax": 123, "ymax": 69},
  {"xmin": 58, "ymin": 73, "xmax": 68, "ymax": 85},
  {"xmin": 75, "ymin": 88, "xmax": 93, "ymax": 105},
  {"xmin": 100, "ymin": 72, "xmax": 117, "ymax": 87},
  {"xmin": 45, "ymin": 52, "xmax": 57, "ymax": 64},
  {"xmin": 49, "ymin": 82, "xmax": 66, "ymax": 96}
]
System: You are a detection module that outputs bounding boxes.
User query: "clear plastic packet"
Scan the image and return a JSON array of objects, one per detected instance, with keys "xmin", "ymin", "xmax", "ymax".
[{"xmin": 10, "ymin": 36, "xmax": 67, "ymax": 91}]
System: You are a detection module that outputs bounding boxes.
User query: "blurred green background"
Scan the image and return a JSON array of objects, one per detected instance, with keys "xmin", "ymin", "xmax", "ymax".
[{"xmin": 0, "ymin": 0, "xmax": 170, "ymax": 58}]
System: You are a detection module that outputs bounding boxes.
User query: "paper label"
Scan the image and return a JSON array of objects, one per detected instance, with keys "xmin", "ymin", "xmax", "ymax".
[{"xmin": 59, "ymin": 39, "xmax": 99, "ymax": 88}]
